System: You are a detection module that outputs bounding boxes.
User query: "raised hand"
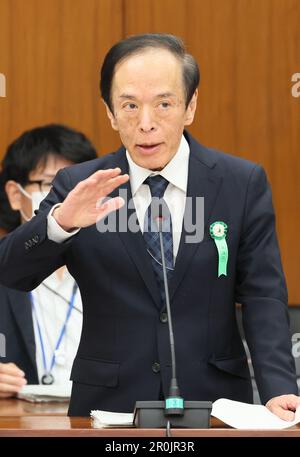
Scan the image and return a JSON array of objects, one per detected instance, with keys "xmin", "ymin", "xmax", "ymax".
[{"xmin": 53, "ymin": 167, "xmax": 129, "ymax": 231}]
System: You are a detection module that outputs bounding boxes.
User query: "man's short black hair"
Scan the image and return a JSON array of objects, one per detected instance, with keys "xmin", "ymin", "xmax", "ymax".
[
  {"xmin": 100, "ymin": 33, "xmax": 200, "ymax": 113},
  {"xmin": 0, "ymin": 124, "xmax": 97, "ymax": 232}
]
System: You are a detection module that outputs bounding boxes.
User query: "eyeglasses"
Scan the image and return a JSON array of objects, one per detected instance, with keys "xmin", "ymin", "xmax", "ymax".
[{"xmin": 26, "ymin": 180, "xmax": 53, "ymax": 193}]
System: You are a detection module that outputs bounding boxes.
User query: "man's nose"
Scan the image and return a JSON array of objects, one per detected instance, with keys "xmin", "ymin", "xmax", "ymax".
[{"xmin": 138, "ymin": 107, "xmax": 156, "ymax": 133}]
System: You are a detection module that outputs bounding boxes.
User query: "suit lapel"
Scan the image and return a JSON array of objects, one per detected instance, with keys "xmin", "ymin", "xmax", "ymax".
[
  {"xmin": 8, "ymin": 289, "xmax": 37, "ymax": 368},
  {"xmin": 109, "ymin": 137, "xmax": 223, "ymax": 309},
  {"xmin": 169, "ymin": 136, "xmax": 223, "ymax": 301}
]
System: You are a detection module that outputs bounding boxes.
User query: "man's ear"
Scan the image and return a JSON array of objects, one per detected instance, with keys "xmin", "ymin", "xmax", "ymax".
[
  {"xmin": 184, "ymin": 89, "xmax": 198, "ymax": 126},
  {"xmin": 5, "ymin": 180, "xmax": 22, "ymax": 211},
  {"xmin": 104, "ymin": 101, "xmax": 119, "ymax": 131}
]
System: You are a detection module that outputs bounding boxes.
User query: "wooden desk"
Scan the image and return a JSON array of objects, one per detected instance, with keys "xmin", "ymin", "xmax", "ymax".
[
  {"xmin": 0, "ymin": 416, "xmax": 300, "ymax": 437},
  {"xmin": 0, "ymin": 398, "xmax": 69, "ymax": 416},
  {"xmin": 0, "ymin": 399, "xmax": 300, "ymax": 437}
]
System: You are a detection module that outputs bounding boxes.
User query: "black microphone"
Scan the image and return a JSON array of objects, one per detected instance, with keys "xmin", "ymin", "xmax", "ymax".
[
  {"xmin": 154, "ymin": 204, "xmax": 184, "ymax": 416},
  {"xmin": 134, "ymin": 199, "xmax": 212, "ymax": 428}
]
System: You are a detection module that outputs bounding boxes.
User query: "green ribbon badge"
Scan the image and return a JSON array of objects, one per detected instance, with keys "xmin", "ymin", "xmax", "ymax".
[{"xmin": 210, "ymin": 221, "xmax": 228, "ymax": 277}]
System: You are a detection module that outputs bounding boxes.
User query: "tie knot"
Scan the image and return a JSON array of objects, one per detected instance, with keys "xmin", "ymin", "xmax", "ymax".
[{"xmin": 144, "ymin": 175, "xmax": 169, "ymax": 199}]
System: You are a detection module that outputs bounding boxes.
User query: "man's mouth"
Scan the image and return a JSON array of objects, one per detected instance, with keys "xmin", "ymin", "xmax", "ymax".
[{"xmin": 136, "ymin": 143, "xmax": 162, "ymax": 154}]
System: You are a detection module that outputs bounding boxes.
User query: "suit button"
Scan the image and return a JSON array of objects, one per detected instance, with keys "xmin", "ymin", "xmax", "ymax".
[
  {"xmin": 160, "ymin": 312, "xmax": 168, "ymax": 323},
  {"xmin": 152, "ymin": 362, "xmax": 160, "ymax": 373}
]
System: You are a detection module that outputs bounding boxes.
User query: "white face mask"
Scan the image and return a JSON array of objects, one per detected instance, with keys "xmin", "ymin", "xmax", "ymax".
[{"xmin": 17, "ymin": 184, "xmax": 48, "ymax": 220}]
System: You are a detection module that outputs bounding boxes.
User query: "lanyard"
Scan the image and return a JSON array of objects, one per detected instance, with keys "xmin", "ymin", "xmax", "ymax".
[{"xmin": 31, "ymin": 282, "xmax": 78, "ymax": 380}]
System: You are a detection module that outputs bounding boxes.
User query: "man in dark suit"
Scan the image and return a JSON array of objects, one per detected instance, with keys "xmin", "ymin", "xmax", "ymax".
[
  {"xmin": 0, "ymin": 124, "xmax": 97, "ymax": 396},
  {"xmin": 0, "ymin": 34, "xmax": 299, "ymax": 418}
]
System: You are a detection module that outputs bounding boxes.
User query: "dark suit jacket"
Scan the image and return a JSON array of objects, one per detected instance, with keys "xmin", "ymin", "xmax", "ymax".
[
  {"xmin": 0, "ymin": 285, "xmax": 38, "ymax": 384},
  {"xmin": 0, "ymin": 131, "xmax": 298, "ymax": 415}
]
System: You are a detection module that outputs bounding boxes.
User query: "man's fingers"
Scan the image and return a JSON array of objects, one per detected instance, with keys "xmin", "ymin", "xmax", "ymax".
[
  {"xmin": 0, "ymin": 392, "xmax": 14, "ymax": 398},
  {"xmin": 266, "ymin": 395, "xmax": 300, "ymax": 421},
  {"xmin": 0, "ymin": 363, "xmax": 27, "ymax": 396},
  {"xmin": 270, "ymin": 406, "xmax": 295, "ymax": 421},
  {"xmin": 0, "ymin": 362, "xmax": 25, "ymax": 377},
  {"xmin": 286, "ymin": 395, "xmax": 300, "ymax": 411},
  {"xmin": 0, "ymin": 363, "xmax": 27, "ymax": 394},
  {"xmin": 96, "ymin": 196, "xmax": 125, "ymax": 220},
  {"xmin": 73, "ymin": 170, "xmax": 129, "ymax": 198},
  {"xmin": 0, "ymin": 382, "xmax": 23, "ymax": 394},
  {"xmin": 99, "ymin": 173, "xmax": 129, "ymax": 196},
  {"xmin": 89, "ymin": 167, "xmax": 123, "ymax": 183},
  {"xmin": 0, "ymin": 373, "xmax": 27, "ymax": 387}
]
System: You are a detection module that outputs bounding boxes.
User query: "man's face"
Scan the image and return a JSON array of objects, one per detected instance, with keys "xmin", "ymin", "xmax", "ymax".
[
  {"xmin": 6, "ymin": 155, "xmax": 73, "ymax": 222},
  {"xmin": 106, "ymin": 48, "xmax": 197, "ymax": 170}
]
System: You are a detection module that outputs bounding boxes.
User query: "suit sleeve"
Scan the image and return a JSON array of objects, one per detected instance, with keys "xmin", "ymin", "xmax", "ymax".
[
  {"xmin": 235, "ymin": 165, "xmax": 298, "ymax": 402},
  {"xmin": 0, "ymin": 168, "xmax": 75, "ymax": 291}
]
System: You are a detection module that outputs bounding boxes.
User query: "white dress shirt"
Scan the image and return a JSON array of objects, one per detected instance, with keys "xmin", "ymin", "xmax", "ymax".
[
  {"xmin": 47, "ymin": 135, "xmax": 190, "ymax": 261},
  {"xmin": 31, "ymin": 268, "xmax": 82, "ymax": 385},
  {"xmin": 126, "ymin": 135, "xmax": 189, "ymax": 260}
]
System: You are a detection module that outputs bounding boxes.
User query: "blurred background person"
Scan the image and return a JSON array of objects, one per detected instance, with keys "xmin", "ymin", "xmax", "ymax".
[{"xmin": 0, "ymin": 124, "xmax": 97, "ymax": 397}]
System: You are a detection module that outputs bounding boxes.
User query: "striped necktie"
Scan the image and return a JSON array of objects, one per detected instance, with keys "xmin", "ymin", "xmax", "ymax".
[{"xmin": 143, "ymin": 175, "xmax": 174, "ymax": 307}]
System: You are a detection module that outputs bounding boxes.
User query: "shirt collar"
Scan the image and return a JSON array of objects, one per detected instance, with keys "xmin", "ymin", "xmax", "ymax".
[{"xmin": 126, "ymin": 135, "xmax": 190, "ymax": 196}]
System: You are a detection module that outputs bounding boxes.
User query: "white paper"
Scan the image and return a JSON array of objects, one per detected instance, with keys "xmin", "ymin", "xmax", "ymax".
[
  {"xmin": 91, "ymin": 410, "xmax": 134, "ymax": 428},
  {"xmin": 211, "ymin": 398, "xmax": 300, "ymax": 429},
  {"xmin": 17, "ymin": 384, "xmax": 72, "ymax": 402}
]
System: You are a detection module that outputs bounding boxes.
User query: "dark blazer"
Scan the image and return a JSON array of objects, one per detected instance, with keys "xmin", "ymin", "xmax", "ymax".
[
  {"xmin": 0, "ymin": 285, "xmax": 38, "ymax": 384},
  {"xmin": 0, "ymin": 131, "xmax": 297, "ymax": 415}
]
